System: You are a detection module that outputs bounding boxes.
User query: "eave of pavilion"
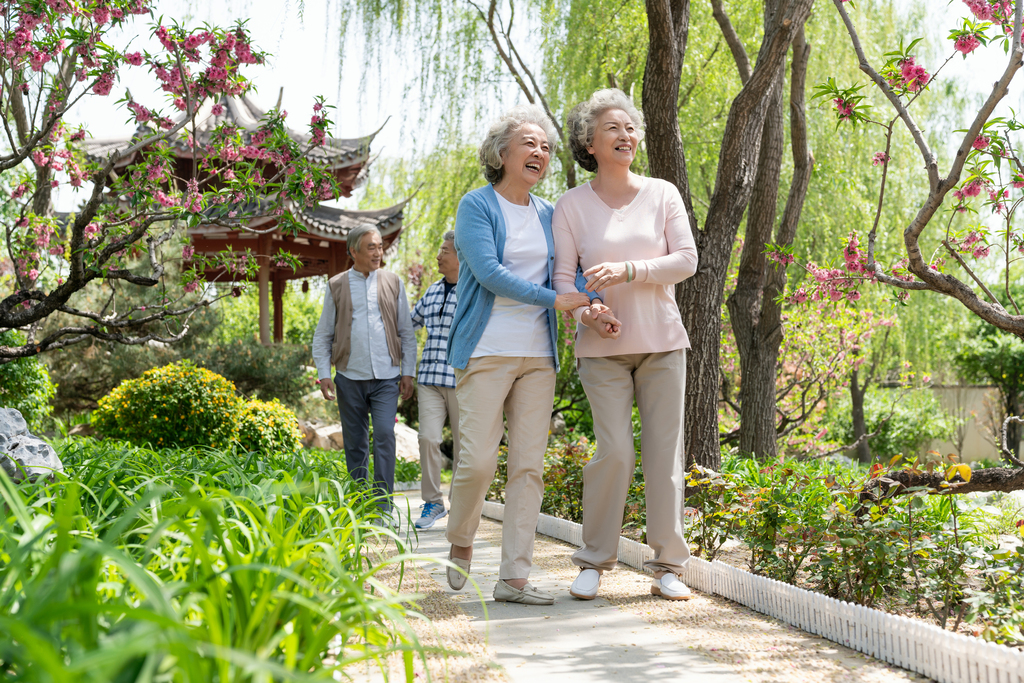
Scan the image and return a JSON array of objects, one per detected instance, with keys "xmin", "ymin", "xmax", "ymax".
[
  {"xmin": 188, "ymin": 197, "xmax": 410, "ymax": 282},
  {"xmin": 80, "ymin": 94, "xmax": 380, "ymax": 196}
]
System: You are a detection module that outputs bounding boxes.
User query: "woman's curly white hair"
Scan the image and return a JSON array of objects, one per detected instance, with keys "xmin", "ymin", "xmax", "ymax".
[
  {"xmin": 566, "ymin": 89, "xmax": 645, "ymax": 173},
  {"xmin": 478, "ymin": 104, "xmax": 558, "ymax": 184}
]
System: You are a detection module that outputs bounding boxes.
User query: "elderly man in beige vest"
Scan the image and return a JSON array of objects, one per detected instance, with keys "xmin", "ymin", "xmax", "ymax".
[{"xmin": 312, "ymin": 225, "xmax": 416, "ymax": 522}]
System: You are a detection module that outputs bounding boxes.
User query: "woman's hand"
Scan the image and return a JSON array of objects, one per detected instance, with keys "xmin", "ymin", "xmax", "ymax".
[
  {"xmin": 555, "ymin": 292, "xmax": 592, "ymax": 310},
  {"xmin": 583, "ymin": 262, "xmax": 628, "ymax": 292},
  {"xmin": 582, "ymin": 302, "xmax": 621, "ymax": 339}
]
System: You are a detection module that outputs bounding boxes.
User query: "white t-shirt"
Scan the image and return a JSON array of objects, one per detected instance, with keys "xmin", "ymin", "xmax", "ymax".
[{"xmin": 471, "ymin": 194, "xmax": 554, "ymax": 358}]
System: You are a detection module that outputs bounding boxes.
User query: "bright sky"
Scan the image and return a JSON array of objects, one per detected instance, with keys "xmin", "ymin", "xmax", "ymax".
[{"xmin": 54, "ymin": 0, "xmax": 1024, "ymax": 212}]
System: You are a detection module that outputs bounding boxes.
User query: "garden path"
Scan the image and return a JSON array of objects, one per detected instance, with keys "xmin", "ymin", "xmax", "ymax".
[{"xmin": 392, "ymin": 491, "xmax": 930, "ymax": 683}]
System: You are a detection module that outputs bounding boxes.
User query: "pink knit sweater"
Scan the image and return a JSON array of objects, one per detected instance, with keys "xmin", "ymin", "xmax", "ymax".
[{"xmin": 552, "ymin": 177, "xmax": 698, "ymax": 358}]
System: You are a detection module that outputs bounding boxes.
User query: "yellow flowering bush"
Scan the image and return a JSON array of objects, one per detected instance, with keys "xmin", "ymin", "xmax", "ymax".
[
  {"xmin": 235, "ymin": 398, "xmax": 302, "ymax": 455},
  {"xmin": 92, "ymin": 360, "xmax": 242, "ymax": 449}
]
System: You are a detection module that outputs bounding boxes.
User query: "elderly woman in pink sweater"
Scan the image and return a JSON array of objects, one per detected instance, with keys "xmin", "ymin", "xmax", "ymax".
[{"xmin": 552, "ymin": 89, "xmax": 698, "ymax": 601}]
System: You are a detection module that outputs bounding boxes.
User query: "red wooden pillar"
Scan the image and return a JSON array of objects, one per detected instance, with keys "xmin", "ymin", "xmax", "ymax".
[{"xmin": 272, "ymin": 275, "xmax": 285, "ymax": 344}]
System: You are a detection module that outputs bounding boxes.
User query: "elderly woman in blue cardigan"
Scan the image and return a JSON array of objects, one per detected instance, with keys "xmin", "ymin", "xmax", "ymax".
[{"xmin": 443, "ymin": 104, "xmax": 606, "ymax": 605}]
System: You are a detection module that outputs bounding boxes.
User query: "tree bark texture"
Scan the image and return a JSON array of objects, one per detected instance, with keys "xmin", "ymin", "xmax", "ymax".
[
  {"xmin": 643, "ymin": 0, "xmax": 813, "ymax": 470},
  {"xmin": 643, "ymin": 0, "xmax": 699, "ymax": 233},
  {"xmin": 864, "ymin": 466, "xmax": 1024, "ymax": 500},
  {"xmin": 726, "ymin": 47, "xmax": 785, "ymax": 458},
  {"xmin": 850, "ymin": 368, "xmax": 872, "ymax": 464}
]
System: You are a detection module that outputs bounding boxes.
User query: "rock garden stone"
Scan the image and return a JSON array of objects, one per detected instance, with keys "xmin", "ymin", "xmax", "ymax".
[{"xmin": 0, "ymin": 408, "xmax": 64, "ymax": 482}]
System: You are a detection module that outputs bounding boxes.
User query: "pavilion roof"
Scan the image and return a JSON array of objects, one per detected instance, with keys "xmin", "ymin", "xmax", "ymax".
[
  {"xmin": 80, "ymin": 94, "xmax": 377, "ymax": 171},
  {"xmin": 189, "ymin": 198, "xmax": 408, "ymax": 244}
]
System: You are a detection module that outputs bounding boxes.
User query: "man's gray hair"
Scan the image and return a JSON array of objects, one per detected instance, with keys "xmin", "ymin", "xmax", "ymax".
[
  {"xmin": 566, "ymin": 88, "xmax": 645, "ymax": 173},
  {"xmin": 442, "ymin": 230, "xmax": 455, "ymax": 243},
  {"xmin": 347, "ymin": 224, "xmax": 382, "ymax": 254},
  {"xmin": 479, "ymin": 104, "xmax": 558, "ymax": 184}
]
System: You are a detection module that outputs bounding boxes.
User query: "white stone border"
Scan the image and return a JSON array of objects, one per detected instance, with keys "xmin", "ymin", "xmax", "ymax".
[{"xmin": 480, "ymin": 500, "xmax": 1024, "ymax": 683}]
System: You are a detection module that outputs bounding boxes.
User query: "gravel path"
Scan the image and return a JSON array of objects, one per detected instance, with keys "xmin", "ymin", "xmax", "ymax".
[{"xmin": 350, "ymin": 492, "xmax": 929, "ymax": 683}]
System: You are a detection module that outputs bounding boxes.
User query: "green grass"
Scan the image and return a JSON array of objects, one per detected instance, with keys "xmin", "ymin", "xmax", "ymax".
[{"xmin": 0, "ymin": 439, "xmax": 427, "ymax": 682}]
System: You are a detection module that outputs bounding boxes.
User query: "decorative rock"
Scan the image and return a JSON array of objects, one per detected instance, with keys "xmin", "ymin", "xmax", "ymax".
[
  {"xmin": 550, "ymin": 412, "xmax": 567, "ymax": 436},
  {"xmin": 68, "ymin": 422, "xmax": 96, "ymax": 438},
  {"xmin": 297, "ymin": 419, "xmax": 318, "ymax": 447},
  {"xmin": 311, "ymin": 424, "xmax": 345, "ymax": 451},
  {"xmin": 394, "ymin": 422, "xmax": 419, "ymax": 463},
  {"xmin": 0, "ymin": 408, "xmax": 64, "ymax": 482}
]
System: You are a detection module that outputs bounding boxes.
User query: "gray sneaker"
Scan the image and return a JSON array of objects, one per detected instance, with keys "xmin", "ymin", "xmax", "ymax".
[{"xmin": 493, "ymin": 579, "xmax": 555, "ymax": 605}]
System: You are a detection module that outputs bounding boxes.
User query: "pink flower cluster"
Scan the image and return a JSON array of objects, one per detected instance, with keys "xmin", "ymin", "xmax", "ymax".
[
  {"xmin": 973, "ymin": 135, "xmax": 990, "ymax": 150},
  {"xmin": 833, "ymin": 97, "xmax": 855, "ymax": 122},
  {"xmin": 897, "ymin": 57, "xmax": 930, "ymax": 93},
  {"xmin": 955, "ymin": 33, "xmax": 982, "ymax": 55},
  {"xmin": 872, "ymin": 152, "xmax": 890, "ymax": 166},
  {"xmin": 952, "ymin": 230, "xmax": 991, "ymax": 259},
  {"xmin": 84, "ymin": 222, "xmax": 101, "ymax": 240}
]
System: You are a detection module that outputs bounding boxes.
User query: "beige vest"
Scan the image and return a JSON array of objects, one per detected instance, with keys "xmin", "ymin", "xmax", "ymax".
[{"xmin": 329, "ymin": 269, "xmax": 402, "ymax": 372}]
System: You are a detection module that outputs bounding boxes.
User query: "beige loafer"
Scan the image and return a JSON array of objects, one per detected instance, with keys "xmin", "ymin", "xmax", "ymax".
[
  {"xmin": 569, "ymin": 568, "xmax": 601, "ymax": 600},
  {"xmin": 651, "ymin": 573, "xmax": 694, "ymax": 600},
  {"xmin": 446, "ymin": 550, "xmax": 471, "ymax": 591},
  {"xmin": 493, "ymin": 579, "xmax": 555, "ymax": 605}
]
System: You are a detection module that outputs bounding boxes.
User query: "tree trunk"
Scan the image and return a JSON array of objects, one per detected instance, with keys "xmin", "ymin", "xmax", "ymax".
[
  {"xmin": 850, "ymin": 368, "xmax": 872, "ymax": 464},
  {"xmin": 643, "ymin": 0, "xmax": 814, "ymax": 470},
  {"xmin": 1007, "ymin": 392, "xmax": 1022, "ymax": 460},
  {"xmin": 726, "ymin": 51, "xmax": 785, "ymax": 458}
]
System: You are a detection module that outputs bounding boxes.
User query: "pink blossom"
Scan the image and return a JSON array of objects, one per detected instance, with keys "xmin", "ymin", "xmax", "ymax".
[
  {"xmin": 955, "ymin": 33, "xmax": 981, "ymax": 55},
  {"xmin": 972, "ymin": 245, "xmax": 991, "ymax": 259},
  {"xmin": 84, "ymin": 222, "xmax": 100, "ymax": 239},
  {"xmin": 92, "ymin": 72, "xmax": 114, "ymax": 96},
  {"xmin": 963, "ymin": 179, "xmax": 985, "ymax": 197},
  {"xmin": 11, "ymin": 183, "xmax": 28, "ymax": 200},
  {"xmin": 833, "ymin": 97, "xmax": 855, "ymax": 121},
  {"xmin": 973, "ymin": 136, "xmax": 990, "ymax": 150},
  {"xmin": 124, "ymin": 51, "xmax": 143, "ymax": 66},
  {"xmin": 184, "ymin": 280, "xmax": 199, "ymax": 294},
  {"xmin": 211, "ymin": 103, "xmax": 225, "ymax": 116},
  {"xmin": 872, "ymin": 152, "xmax": 889, "ymax": 166},
  {"xmin": 182, "ymin": 245, "xmax": 194, "ymax": 260},
  {"xmin": 964, "ymin": 0, "xmax": 995, "ymax": 21},
  {"xmin": 27, "ymin": 269, "xmax": 38, "ymax": 281}
]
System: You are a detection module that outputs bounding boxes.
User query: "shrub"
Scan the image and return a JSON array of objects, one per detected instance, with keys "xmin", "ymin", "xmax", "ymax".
[
  {"xmin": 0, "ymin": 330, "xmax": 56, "ymax": 431},
  {"xmin": 235, "ymin": 398, "xmax": 303, "ymax": 455},
  {"xmin": 824, "ymin": 387, "xmax": 956, "ymax": 460},
  {"xmin": 92, "ymin": 360, "xmax": 242, "ymax": 449},
  {"xmin": 190, "ymin": 338, "xmax": 313, "ymax": 404}
]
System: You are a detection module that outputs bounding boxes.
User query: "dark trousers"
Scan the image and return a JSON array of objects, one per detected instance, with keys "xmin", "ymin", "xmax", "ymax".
[{"xmin": 335, "ymin": 373, "xmax": 400, "ymax": 508}]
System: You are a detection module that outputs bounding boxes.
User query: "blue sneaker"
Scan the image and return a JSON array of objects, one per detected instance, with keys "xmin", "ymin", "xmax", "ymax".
[{"xmin": 415, "ymin": 502, "xmax": 448, "ymax": 529}]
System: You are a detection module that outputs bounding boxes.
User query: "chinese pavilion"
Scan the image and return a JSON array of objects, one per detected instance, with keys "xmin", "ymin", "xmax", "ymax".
[{"xmin": 83, "ymin": 92, "xmax": 407, "ymax": 344}]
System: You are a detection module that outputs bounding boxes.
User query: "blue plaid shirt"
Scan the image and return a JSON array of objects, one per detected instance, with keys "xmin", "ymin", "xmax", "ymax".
[{"xmin": 411, "ymin": 279, "xmax": 458, "ymax": 388}]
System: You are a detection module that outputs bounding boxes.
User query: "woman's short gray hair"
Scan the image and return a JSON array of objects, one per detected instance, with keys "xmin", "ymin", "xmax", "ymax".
[
  {"xmin": 442, "ymin": 230, "xmax": 455, "ymax": 243},
  {"xmin": 566, "ymin": 88, "xmax": 645, "ymax": 173},
  {"xmin": 479, "ymin": 104, "xmax": 558, "ymax": 184},
  {"xmin": 347, "ymin": 225, "xmax": 381, "ymax": 255}
]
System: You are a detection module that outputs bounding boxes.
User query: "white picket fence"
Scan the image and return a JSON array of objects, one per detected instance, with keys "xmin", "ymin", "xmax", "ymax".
[{"xmin": 479, "ymin": 500, "xmax": 1024, "ymax": 683}]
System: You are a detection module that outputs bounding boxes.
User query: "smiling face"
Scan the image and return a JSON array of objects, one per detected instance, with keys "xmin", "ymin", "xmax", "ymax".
[
  {"xmin": 498, "ymin": 123, "xmax": 550, "ymax": 191},
  {"xmin": 586, "ymin": 108, "xmax": 639, "ymax": 170},
  {"xmin": 351, "ymin": 231, "xmax": 383, "ymax": 274}
]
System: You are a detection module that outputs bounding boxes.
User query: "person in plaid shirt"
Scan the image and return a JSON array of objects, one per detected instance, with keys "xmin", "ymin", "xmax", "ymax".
[{"xmin": 410, "ymin": 230, "xmax": 460, "ymax": 529}]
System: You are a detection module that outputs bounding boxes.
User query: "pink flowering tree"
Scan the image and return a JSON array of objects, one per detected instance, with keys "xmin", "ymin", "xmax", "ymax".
[
  {"xmin": 768, "ymin": 0, "xmax": 1024, "ymax": 492},
  {"xmin": 0, "ymin": 0, "xmax": 337, "ymax": 363}
]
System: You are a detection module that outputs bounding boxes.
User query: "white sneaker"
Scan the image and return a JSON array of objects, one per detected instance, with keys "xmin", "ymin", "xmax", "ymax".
[
  {"xmin": 651, "ymin": 573, "xmax": 694, "ymax": 600},
  {"xmin": 569, "ymin": 568, "xmax": 601, "ymax": 600}
]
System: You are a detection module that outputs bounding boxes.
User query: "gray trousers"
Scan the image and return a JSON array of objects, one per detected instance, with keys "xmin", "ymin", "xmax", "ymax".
[{"xmin": 335, "ymin": 373, "xmax": 400, "ymax": 507}]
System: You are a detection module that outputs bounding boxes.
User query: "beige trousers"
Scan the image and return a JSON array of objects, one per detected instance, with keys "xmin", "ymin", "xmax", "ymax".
[
  {"xmin": 446, "ymin": 356, "xmax": 555, "ymax": 580},
  {"xmin": 573, "ymin": 349, "xmax": 691, "ymax": 575},
  {"xmin": 417, "ymin": 384, "xmax": 460, "ymax": 505}
]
